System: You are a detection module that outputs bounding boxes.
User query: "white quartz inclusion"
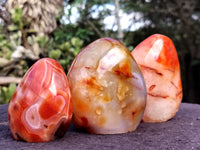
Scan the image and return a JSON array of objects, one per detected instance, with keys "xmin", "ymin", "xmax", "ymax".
[
  {"xmin": 25, "ymin": 104, "xmax": 41, "ymax": 129},
  {"xmin": 97, "ymin": 48, "xmax": 125, "ymax": 74},
  {"xmin": 145, "ymin": 39, "xmax": 163, "ymax": 62}
]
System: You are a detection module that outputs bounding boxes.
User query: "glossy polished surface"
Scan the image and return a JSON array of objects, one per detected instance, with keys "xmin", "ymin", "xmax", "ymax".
[
  {"xmin": 8, "ymin": 58, "xmax": 73, "ymax": 142},
  {"xmin": 132, "ymin": 34, "xmax": 182, "ymax": 122},
  {"xmin": 68, "ymin": 38, "xmax": 146, "ymax": 134}
]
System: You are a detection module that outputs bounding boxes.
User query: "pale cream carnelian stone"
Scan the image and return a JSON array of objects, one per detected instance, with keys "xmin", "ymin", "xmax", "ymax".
[
  {"xmin": 67, "ymin": 38, "xmax": 146, "ymax": 134},
  {"xmin": 8, "ymin": 58, "xmax": 73, "ymax": 142},
  {"xmin": 132, "ymin": 34, "xmax": 183, "ymax": 123}
]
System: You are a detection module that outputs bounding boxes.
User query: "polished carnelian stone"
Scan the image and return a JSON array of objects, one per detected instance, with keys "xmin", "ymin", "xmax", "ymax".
[
  {"xmin": 8, "ymin": 58, "xmax": 72, "ymax": 142},
  {"xmin": 132, "ymin": 34, "xmax": 182, "ymax": 122}
]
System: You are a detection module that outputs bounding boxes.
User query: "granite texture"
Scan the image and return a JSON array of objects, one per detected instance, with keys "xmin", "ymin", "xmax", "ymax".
[{"xmin": 0, "ymin": 103, "xmax": 200, "ymax": 150}]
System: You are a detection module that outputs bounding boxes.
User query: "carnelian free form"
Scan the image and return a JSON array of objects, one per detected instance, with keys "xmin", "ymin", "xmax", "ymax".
[
  {"xmin": 8, "ymin": 58, "xmax": 73, "ymax": 142},
  {"xmin": 132, "ymin": 34, "xmax": 183, "ymax": 122},
  {"xmin": 68, "ymin": 38, "xmax": 146, "ymax": 134}
]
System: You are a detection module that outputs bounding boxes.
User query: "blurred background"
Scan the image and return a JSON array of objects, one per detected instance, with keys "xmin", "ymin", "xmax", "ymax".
[{"xmin": 0, "ymin": 0, "xmax": 199, "ymax": 104}]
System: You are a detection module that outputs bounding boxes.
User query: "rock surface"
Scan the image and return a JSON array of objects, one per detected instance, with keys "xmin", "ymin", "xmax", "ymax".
[{"xmin": 0, "ymin": 103, "xmax": 200, "ymax": 149}]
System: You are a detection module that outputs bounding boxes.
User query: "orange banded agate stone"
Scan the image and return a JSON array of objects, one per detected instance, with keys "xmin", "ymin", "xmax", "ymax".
[
  {"xmin": 8, "ymin": 58, "xmax": 73, "ymax": 142},
  {"xmin": 67, "ymin": 38, "xmax": 146, "ymax": 134},
  {"xmin": 132, "ymin": 34, "xmax": 183, "ymax": 122}
]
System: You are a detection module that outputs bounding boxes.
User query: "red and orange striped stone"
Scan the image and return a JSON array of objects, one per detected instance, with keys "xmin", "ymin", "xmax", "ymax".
[
  {"xmin": 132, "ymin": 34, "xmax": 182, "ymax": 122},
  {"xmin": 8, "ymin": 58, "xmax": 73, "ymax": 142},
  {"xmin": 68, "ymin": 38, "xmax": 146, "ymax": 134}
]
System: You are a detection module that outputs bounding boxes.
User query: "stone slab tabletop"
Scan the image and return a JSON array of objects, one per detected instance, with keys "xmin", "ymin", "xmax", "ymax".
[{"xmin": 0, "ymin": 103, "xmax": 200, "ymax": 150}]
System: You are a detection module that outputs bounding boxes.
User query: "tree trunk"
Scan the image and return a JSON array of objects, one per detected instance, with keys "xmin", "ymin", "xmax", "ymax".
[{"xmin": 115, "ymin": 0, "xmax": 123, "ymax": 42}]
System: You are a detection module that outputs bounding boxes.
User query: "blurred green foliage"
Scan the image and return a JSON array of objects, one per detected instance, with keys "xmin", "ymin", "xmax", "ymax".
[
  {"xmin": 55, "ymin": 37, "xmax": 83, "ymax": 69},
  {"xmin": 48, "ymin": 36, "xmax": 83, "ymax": 70},
  {"xmin": 1, "ymin": 0, "xmax": 200, "ymax": 104},
  {"xmin": 10, "ymin": 8, "xmax": 24, "ymax": 30},
  {"xmin": 0, "ymin": 83, "xmax": 16, "ymax": 104},
  {"xmin": 0, "ymin": 7, "xmax": 90, "ymax": 104},
  {"xmin": 0, "ymin": 33, "xmax": 12, "ymax": 59},
  {"xmin": 0, "ymin": 7, "xmax": 25, "ymax": 63}
]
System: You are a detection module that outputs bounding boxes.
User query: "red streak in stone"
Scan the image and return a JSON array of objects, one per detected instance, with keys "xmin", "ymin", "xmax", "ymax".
[
  {"xmin": 176, "ymin": 91, "xmax": 182, "ymax": 97},
  {"xmin": 85, "ymin": 66, "xmax": 90, "ymax": 69},
  {"xmin": 114, "ymin": 70, "xmax": 134, "ymax": 78},
  {"xmin": 147, "ymin": 92, "xmax": 169, "ymax": 98},
  {"xmin": 140, "ymin": 65, "xmax": 163, "ymax": 76},
  {"xmin": 171, "ymin": 81, "xmax": 178, "ymax": 89},
  {"xmin": 149, "ymin": 85, "xmax": 156, "ymax": 91}
]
